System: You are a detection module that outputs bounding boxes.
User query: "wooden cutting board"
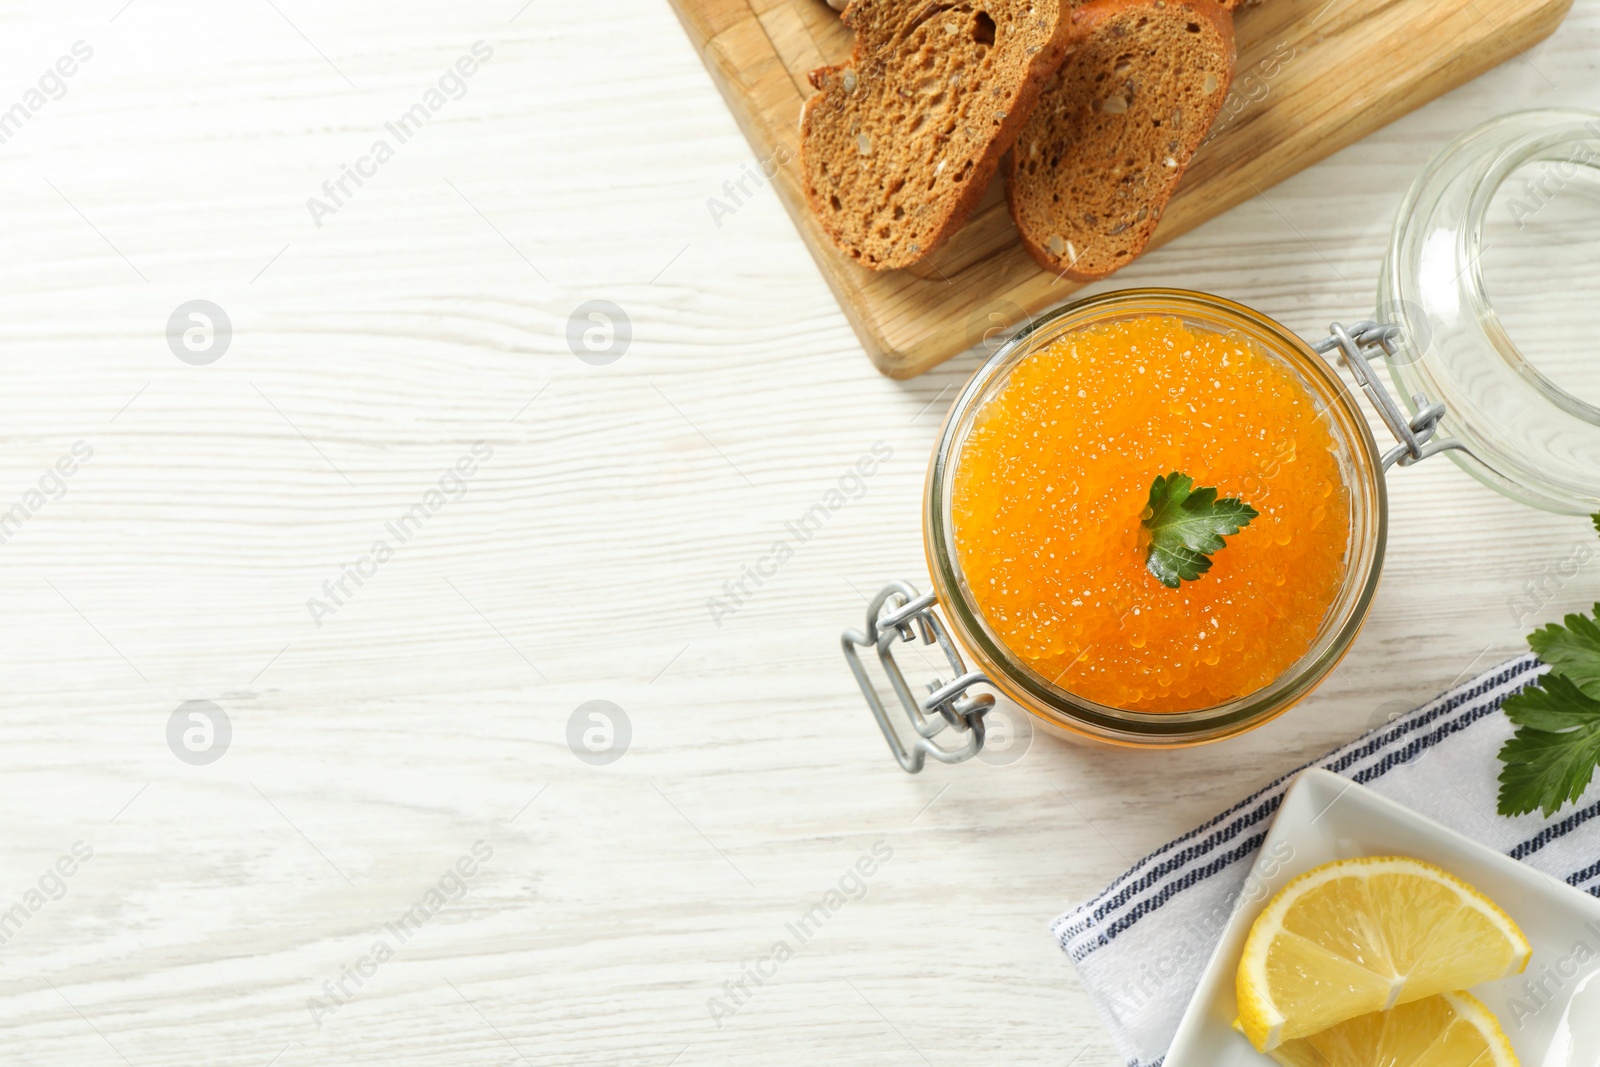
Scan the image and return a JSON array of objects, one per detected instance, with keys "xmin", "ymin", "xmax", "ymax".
[{"xmin": 670, "ymin": 0, "xmax": 1572, "ymax": 377}]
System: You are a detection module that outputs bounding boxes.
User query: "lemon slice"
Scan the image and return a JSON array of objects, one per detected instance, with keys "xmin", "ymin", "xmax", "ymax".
[
  {"xmin": 1236, "ymin": 856, "xmax": 1529, "ymax": 1050},
  {"xmin": 1238, "ymin": 992, "xmax": 1519, "ymax": 1067}
]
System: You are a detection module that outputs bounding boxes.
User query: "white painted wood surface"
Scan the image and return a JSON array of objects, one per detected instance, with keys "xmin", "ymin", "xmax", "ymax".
[{"xmin": 1, "ymin": 2, "xmax": 1598, "ymax": 1064}]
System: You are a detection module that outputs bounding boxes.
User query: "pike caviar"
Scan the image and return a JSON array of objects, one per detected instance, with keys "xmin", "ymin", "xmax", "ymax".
[{"xmin": 950, "ymin": 316, "xmax": 1351, "ymax": 712}]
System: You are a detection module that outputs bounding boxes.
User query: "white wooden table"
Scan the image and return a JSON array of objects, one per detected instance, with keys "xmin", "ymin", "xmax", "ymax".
[{"xmin": 2, "ymin": 2, "xmax": 1598, "ymax": 1064}]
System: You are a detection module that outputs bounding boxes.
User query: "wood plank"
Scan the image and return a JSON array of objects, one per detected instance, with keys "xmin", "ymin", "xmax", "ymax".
[{"xmin": 669, "ymin": 0, "xmax": 1575, "ymax": 377}]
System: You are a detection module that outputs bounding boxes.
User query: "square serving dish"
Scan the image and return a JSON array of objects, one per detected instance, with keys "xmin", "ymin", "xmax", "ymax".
[{"xmin": 1166, "ymin": 767, "xmax": 1600, "ymax": 1065}]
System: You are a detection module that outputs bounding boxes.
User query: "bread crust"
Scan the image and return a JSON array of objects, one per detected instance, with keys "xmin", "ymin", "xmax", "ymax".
[
  {"xmin": 1004, "ymin": 0, "xmax": 1236, "ymax": 280},
  {"xmin": 800, "ymin": 1, "xmax": 1076, "ymax": 271}
]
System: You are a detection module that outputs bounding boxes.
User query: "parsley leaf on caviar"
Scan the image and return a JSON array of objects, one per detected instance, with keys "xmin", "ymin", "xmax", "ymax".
[
  {"xmin": 1141, "ymin": 472, "xmax": 1258, "ymax": 589},
  {"xmin": 1498, "ymin": 670, "xmax": 1600, "ymax": 817}
]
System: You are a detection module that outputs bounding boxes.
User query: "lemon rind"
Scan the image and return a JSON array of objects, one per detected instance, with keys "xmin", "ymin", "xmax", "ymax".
[{"xmin": 1439, "ymin": 991, "xmax": 1519, "ymax": 1067}]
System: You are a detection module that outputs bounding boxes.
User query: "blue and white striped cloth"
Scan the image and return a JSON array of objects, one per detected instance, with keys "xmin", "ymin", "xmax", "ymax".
[{"xmin": 1052, "ymin": 654, "xmax": 1600, "ymax": 1067}]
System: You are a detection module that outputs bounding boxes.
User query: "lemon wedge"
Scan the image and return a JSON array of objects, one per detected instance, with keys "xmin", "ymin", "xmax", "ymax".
[
  {"xmin": 1233, "ymin": 992, "xmax": 1518, "ymax": 1066},
  {"xmin": 1236, "ymin": 857, "xmax": 1529, "ymax": 1050}
]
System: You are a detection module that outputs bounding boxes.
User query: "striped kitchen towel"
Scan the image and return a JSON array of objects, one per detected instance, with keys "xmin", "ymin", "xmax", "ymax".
[{"xmin": 1052, "ymin": 653, "xmax": 1600, "ymax": 1067}]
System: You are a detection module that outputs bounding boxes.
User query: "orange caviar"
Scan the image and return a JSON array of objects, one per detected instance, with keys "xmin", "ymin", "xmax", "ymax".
[{"xmin": 950, "ymin": 316, "xmax": 1351, "ymax": 712}]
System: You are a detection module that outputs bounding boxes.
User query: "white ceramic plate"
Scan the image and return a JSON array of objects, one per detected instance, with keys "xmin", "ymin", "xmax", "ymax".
[{"xmin": 1166, "ymin": 767, "xmax": 1600, "ymax": 1066}]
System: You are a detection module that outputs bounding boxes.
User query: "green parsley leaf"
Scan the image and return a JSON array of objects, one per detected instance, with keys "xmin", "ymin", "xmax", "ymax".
[
  {"xmin": 1141, "ymin": 472, "xmax": 1258, "ymax": 589},
  {"xmin": 1498, "ymin": 673, "xmax": 1600, "ymax": 817},
  {"xmin": 1527, "ymin": 604, "xmax": 1600, "ymax": 700}
]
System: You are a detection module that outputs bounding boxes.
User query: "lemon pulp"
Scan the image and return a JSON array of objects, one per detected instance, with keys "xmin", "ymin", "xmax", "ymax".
[
  {"xmin": 1236, "ymin": 857, "xmax": 1530, "ymax": 1050},
  {"xmin": 1243, "ymin": 991, "xmax": 1518, "ymax": 1067}
]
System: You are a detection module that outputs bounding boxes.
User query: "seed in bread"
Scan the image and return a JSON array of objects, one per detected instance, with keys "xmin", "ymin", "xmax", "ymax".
[
  {"xmin": 1004, "ymin": 0, "xmax": 1235, "ymax": 280},
  {"xmin": 801, "ymin": 1, "xmax": 1075, "ymax": 271}
]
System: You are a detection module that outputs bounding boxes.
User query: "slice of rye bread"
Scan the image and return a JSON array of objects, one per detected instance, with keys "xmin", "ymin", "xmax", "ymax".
[
  {"xmin": 801, "ymin": 1, "xmax": 1076, "ymax": 271},
  {"xmin": 1004, "ymin": 0, "xmax": 1235, "ymax": 279}
]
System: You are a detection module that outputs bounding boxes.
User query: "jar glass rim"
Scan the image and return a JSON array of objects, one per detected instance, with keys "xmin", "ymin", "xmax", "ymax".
[
  {"xmin": 1383, "ymin": 108, "xmax": 1600, "ymax": 515},
  {"xmin": 923, "ymin": 289, "xmax": 1389, "ymax": 745}
]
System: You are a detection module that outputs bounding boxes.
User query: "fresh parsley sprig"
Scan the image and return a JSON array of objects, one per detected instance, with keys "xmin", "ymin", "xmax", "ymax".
[
  {"xmin": 1498, "ymin": 601, "xmax": 1600, "ymax": 817},
  {"xmin": 1527, "ymin": 609, "xmax": 1600, "ymax": 695},
  {"xmin": 1141, "ymin": 472, "xmax": 1258, "ymax": 589}
]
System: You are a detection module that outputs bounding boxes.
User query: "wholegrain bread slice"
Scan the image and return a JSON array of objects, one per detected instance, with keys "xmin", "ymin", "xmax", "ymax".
[
  {"xmin": 801, "ymin": 1, "xmax": 1075, "ymax": 271},
  {"xmin": 1004, "ymin": 0, "xmax": 1235, "ymax": 279}
]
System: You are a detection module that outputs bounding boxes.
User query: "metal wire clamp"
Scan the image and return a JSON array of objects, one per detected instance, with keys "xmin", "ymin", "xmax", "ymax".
[
  {"xmin": 841, "ymin": 581, "xmax": 995, "ymax": 773},
  {"xmin": 1314, "ymin": 321, "xmax": 1468, "ymax": 470}
]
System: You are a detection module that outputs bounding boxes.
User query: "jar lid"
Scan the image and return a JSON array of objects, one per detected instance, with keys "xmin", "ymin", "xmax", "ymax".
[{"xmin": 1382, "ymin": 109, "xmax": 1600, "ymax": 515}]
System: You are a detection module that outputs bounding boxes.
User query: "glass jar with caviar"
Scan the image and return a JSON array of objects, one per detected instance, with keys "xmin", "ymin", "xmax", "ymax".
[{"xmin": 843, "ymin": 109, "xmax": 1600, "ymax": 772}]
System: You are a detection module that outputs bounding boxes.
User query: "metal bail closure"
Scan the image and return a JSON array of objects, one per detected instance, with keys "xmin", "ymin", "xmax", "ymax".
[
  {"xmin": 841, "ymin": 581, "xmax": 996, "ymax": 773},
  {"xmin": 1313, "ymin": 321, "xmax": 1469, "ymax": 470}
]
